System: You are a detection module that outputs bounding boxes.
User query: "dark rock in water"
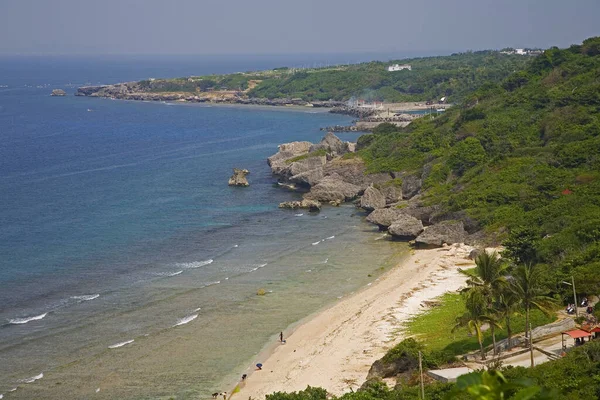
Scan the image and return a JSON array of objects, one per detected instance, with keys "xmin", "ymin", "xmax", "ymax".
[
  {"xmin": 415, "ymin": 220, "xmax": 467, "ymax": 247},
  {"xmin": 51, "ymin": 89, "xmax": 66, "ymax": 96},
  {"xmin": 388, "ymin": 215, "xmax": 424, "ymax": 239},
  {"xmin": 360, "ymin": 185, "xmax": 386, "ymax": 211},
  {"xmin": 401, "ymin": 175, "xmax": 422, "ymax": 200},
  {"xmin": 304, "ymin": 174, "xmax": 361, "ymax": 203},
  {"xmin": 366, "ymin": 208, "xmax": 405, "ymax": 229},
  {"xmin": 279, "ymin": 199, "xmax": 321, "ymax": 212},
  {"xmin": 228, "ymin": 168, "xmax": 250, "ymax": 186}
]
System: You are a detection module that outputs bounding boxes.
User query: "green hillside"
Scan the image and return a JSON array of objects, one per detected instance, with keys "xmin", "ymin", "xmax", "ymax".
[
  {"xmin": 359, "ymin": 37, "xmax": 600, "ymax": 294},
  {"xmin": 138, "ymin": 51, "xmax": 532, "ymax": 103}
]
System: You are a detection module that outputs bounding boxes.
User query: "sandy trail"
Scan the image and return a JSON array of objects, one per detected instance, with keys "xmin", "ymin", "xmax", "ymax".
[{"xmin": 231, "ymin": 243, "xmax": 475, "ymax": 399}]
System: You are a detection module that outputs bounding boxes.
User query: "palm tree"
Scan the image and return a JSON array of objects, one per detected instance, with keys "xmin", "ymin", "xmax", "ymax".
[
  {"xmin": 460, "ymin": 250, "xmax": 508, "ymax": 355},
  {"xmin": 510, "ymin": 263, "xmax": 555, "ymax": 367},
  {"xmin": 497, "ymin": 289, "xmax": 521, "ymax": 351},
  {"xmin": 454, "ymin": 286, "xmax": 502, "ymax": 361}
]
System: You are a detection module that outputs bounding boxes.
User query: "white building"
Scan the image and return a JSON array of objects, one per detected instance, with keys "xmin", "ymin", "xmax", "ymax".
[{"xmin": 388, "ymin": 64, "xmax": 412, "ymax": 72}]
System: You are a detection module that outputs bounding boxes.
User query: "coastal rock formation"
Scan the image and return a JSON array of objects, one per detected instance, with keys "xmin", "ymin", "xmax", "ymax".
[
  {"xmin": 360, "ymin": 185, "xmax": 386, "ymax": 211},
  {"xmin": 388, "ymin": 215, "xmax": 424, "ymax": 239},
  {"xmin": 309, "ymin": 132, "xmax": 351, "ymax": 156},
  {"xmin": 401, "ymin": 175, "xmax": 422, "ymax": 200},
  {"xmin": 366, "ymin": 208, "xmax": 405, "ymax": 229},
  {"xmin": 287, "ymin": 156, "xmax": 327, "ymax": 186},
  {"xmin": 323, "ymin": 159, "xmax": 390, "ymax": 191},
  {"xmin": 304, "ymin": 174, "xmax": 361, "ymax": 203},
  {"xmin": 415, "ymin": 220, "xmax": 467, "ymax": 247},
  {"xmin": 379, "ymin": 185, "xmax": 402, "ymax": 205},
  {"xmin": 400, "ymin": 203, "xmax": 439, "ymax": 225},
  {"xmin": 51, "ymin": 89, "xmax": 67, "ymax": 96},
  {"xmin": 267, "ymin": 141, "xmax": 312, "ymax": 175},
  {"xmin": 279, "ymin": 199, "xmax": 321, "ymax": 212},
  {"xmin": 228, "ymin": 168, "xmax": 250, "ymax": 186}
]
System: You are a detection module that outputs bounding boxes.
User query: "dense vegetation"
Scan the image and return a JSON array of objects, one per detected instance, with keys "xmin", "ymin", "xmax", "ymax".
[
  {"xmin": 264, "ymin": 37, "xmax": 600, "ymax": 400},
  {"xmin": 360, "ymin": 37, "xmax": 600, "ymax": 298},
  {"xmin": 249, "ymin": 52, "xmax": 531, "ymax": 102},
  {"xmin": 136, "ymin": 51, "xmax": 531, "ymax": 103}
]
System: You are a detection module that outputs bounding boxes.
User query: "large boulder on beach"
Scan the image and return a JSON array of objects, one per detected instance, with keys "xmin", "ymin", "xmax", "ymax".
[
  {"xmin": 360, "ymin": 185, "xmax": 386, "ymax": 211},
  {"xmin": 304, "ymin": 174, "xmax": 361, "ymax": 203},
  {"xmin": 366, "ymin": 208, "xmax": 405, "ymax": 229},
  {"xmin": 228, "ymin": 168, "xmax": 250, "ymax": 186},
  {"xmin": 279, "ymin": 199, "xmax": 321, "ymax": 212},
  {"xmin": 415, "ymin": 220, "xmax": 467, "ymax": 247},
  {"xmin": 388, "ymin": 215, "xmax": 424, "ymax": 239}
]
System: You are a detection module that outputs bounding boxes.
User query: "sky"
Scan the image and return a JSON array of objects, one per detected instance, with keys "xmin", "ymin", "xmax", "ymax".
[{"xmin": 1, "ymin": 0, "xmax": 599, "ymax": 55}]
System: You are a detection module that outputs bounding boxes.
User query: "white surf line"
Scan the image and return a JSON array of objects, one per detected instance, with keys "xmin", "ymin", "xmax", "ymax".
[
  {"xmin": 9, "ymin": 313, "xmax": 48, "ymax": 325},
  {"xmin": 108, "ymin": 339, "xmax": 134, "ymax": 349}
]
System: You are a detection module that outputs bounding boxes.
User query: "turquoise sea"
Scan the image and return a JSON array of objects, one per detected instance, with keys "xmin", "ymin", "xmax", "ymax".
[{"xmin": 0, "ymin": 55, "xmax": 406, "ymax": 399}]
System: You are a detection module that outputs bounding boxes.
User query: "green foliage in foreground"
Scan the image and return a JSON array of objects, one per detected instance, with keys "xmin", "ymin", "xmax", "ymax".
[{"xmin": 358, "ymin": 37, "xmax": 600, "ymax": 299}]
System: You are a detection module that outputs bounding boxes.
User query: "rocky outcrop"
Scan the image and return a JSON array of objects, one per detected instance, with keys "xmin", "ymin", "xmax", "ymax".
[
  {"xmin": 323, "ymin": 159, "xmax": 390, "ymax": 191},
  {"xmin": 228, "ymin": 168, "xmax": 249, "ymax": 186},
  {"xmin": 287, "ymin": 156, "xmax": 327, "ymax": 186},
  {"xmin": 360, "ymin": 185, "xmax": 386, "ymax": 211},
  {"xmin": 51, "ymin": 89, "xmax": 66, "ymax": 96},
  {"xmin": 401, "ymin": 175, "xmax": 422, "ymax": 200},
  {"xmin": 309, "ymin": 132, "xmax": 351, "ymax": 156},
  {"xmin": 366, "ymin": 208, "xmax": 405, "ymax": 229},
  {"xmin": 304, "ymin": 174, "xmax": 361, "ymax": 203},
  {"xmin": 401, "ymin": 203, "xmax": 439, "ymax": 225},
  {"xmin": 388, "ymin": 215, "xmax": 424, "ymax": 239},
  {"xmin": 415, "ymin": 221, "xmax": 467, "ymax": 247},
  {"xmin": 267, "ymin": 141, "xmax": 312, "ymax": 175},
  {"xmin": 378, "ymin": 185, "xmax": 402, "ymax": 205},
  {"xmin": 279, "ymin": 199, "xmax": 321, "ymax": 212}
]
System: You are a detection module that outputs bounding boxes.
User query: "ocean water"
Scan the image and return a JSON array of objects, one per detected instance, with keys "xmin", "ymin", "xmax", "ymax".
[{"xmin": 0, "ymin": 56, "xmax": 406, "ymax": 399}]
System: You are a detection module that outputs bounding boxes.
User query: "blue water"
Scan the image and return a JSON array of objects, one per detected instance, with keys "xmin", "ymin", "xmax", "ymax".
[{"xmin": 0, "ymin": 56, "xmax": 406, "ymax": 399}]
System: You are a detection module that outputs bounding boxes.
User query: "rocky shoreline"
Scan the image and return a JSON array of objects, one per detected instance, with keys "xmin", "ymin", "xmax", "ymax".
[
  {"xmin": 269, "ymin": 132, "xmax": 483, "ymax": 248},
  {"xmin": 75, "ymin": 82, "xmax": 345, "ymax": 108}
]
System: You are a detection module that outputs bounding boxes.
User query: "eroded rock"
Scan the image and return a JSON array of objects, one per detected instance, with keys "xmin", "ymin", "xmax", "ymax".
[
  {"xmin": 401, "ymin": 175, "xmax": 422, "ymax": 200},
  {"xmin": 304, "ymin": 174, "xmax": 361, "ymax": 203},
  {"xmin": 360, "ymin": 185, "xmax": 386, "ymax": 211},
  {"xmin": 366, "ymin": 208, "xmax": 405, "ymax": 229},
  {"xmin": 388, "ymin": 215, "xmax": 424, "ymax": 239},
  {"xmin": 415, "ymin": 221, "xmax": 467, "ymax": 247},
  {"xmin": 279, "ymin": 199, "xmax": 321, "ymax": 212},
  {"xmin": 228, "ymin": 168, "xmax": 250, "ymax": 186}
]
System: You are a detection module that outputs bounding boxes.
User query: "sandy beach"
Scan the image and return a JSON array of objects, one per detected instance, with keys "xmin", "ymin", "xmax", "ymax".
[{"xmin": 231, "ymin": 243, "xmax": 475, "ymax": 399}]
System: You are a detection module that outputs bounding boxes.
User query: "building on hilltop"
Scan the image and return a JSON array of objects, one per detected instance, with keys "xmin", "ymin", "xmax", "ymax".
[{"xmin": 387, "ymin": 64, "xmax": 411, "ymax": 72}]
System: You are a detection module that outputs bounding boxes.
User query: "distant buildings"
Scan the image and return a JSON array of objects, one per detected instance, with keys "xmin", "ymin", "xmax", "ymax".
[
  {"xmin": 387, "ymin": 64, "xmax": 412, "ymax": 72},
  {"xmin": 500, "ymin": 48, "xmax": 543, "ymax": 56}
]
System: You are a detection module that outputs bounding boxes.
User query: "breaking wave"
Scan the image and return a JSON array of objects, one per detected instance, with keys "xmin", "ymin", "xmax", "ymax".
[
  {"xmin": 22, "ymin": 373, "xmax": 43, "ymax": 383},
  {"xmin": 326, "ymin": 236, "xmax": 335, "ymax": 240},
  {"xmin": 108, "ymin": 339, "xmax": 134, "ymax": 349},
  {"xmin": 295, "ymin": 213, "xmax": 303, "ymax": 217},
  {"xmin": 312, "ymin": 241, "xmax": 321, "ymax": 245},
  {"xmin": 9, "ymin": 313, "xmax": 47, "ymax": 325},
  {"xmin": 71, "ymin": 294, "xmax": 100, "ymax": 301},
  {"xmin": 178, "ymin": 259, "xmax": 213, "ymax": 269},
  {"xmin": 173, "ymin": 314, "xmax": 198, "ymax": 327}
]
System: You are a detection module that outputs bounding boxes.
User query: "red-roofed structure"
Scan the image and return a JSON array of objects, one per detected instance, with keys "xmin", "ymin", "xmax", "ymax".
[{"xmin": 562, "ymin": 329, "xmax": 593, "ymax": 350}]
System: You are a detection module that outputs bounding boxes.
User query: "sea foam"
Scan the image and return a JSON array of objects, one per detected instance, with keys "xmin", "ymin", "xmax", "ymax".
[
  {"xmin": 312, "ymin": 241, "xmax": 321, "ymax": 245},
  {"xmin": 326, "ymin": 236, "xmax": 335, "ymax": 240},
  {"xmin": 9, "ymin": 313, "xmax": 47, "ymax": 325},
  {"xmin": 173, "ymin": 314, "xmax": 198, "ymax": 327},
  {"xmin": 71, "ymin": 294, "xmax": 100, "ymax": 301},
  {"xmin": 180, "ymin": 259, "xmax": 213, "ymax": 268},
  {"xmin": 108, "ymin": 339, "xmax": 134, "ymax": 349},
  {"xmin": 22, "ymin": 373, "xmax": 43, "ymax": 383}
]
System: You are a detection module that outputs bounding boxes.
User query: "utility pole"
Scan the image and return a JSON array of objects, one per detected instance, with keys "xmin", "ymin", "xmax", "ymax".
[
  {"xmin": 572, "ymin": 275, "xmax": 579, "ymax": 317},
  {"xmin": 419, "ymin": 351, "xmax": 425, "ymax": 399}
]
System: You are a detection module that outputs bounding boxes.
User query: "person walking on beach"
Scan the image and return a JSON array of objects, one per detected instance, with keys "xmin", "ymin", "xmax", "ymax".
[{"xmin": 280, "ymin": 331, "xmax": 284, "ymax": 343}]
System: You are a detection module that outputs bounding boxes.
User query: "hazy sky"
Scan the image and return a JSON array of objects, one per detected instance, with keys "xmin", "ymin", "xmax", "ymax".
[{"xmin": 1, "ymin": 0, "xmax": 599, "ymax": 55}]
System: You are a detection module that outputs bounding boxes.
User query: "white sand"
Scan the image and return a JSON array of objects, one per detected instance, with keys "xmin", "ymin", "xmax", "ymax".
[{"xmin": 232, "ymin": 243, "xmax": 476, "ymax": 399}]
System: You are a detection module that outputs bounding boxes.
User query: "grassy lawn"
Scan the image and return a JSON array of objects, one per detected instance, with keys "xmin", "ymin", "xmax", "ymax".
[{"xmin": 405, "ymin": 292, "xmax": 556, "ymax": 356}]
